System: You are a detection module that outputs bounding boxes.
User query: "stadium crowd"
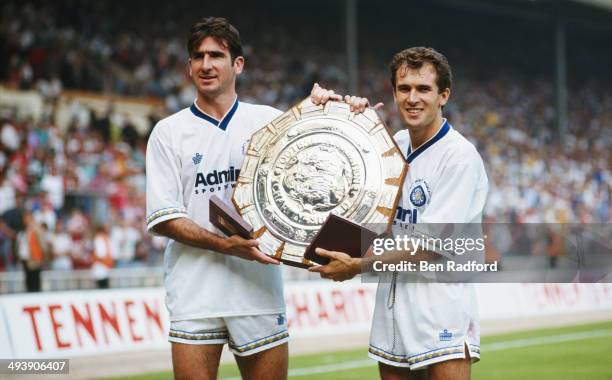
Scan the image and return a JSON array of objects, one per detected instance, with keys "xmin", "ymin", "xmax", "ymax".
[
  {"xmin": 0, "ymin": 1, "xmax": 610, "ymax": 279},
  {"xmin": 0, "ymin": 108, "xmax": 167, "ymax": 277}
]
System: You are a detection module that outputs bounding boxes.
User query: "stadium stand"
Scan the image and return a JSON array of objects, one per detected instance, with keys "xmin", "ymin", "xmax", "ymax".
[{"xmin": 0, "ymin": 0, "xmax": 610, "ymax": 289}]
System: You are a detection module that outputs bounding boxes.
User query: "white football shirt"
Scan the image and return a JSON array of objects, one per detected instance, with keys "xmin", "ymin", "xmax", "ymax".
[
  {"xmin": 392, "ymin": 119, "xmax": 488, "ymax": 243},
  {"xmin": 146, "ymin": 98, "xmax": 285, "ymax": 320}
]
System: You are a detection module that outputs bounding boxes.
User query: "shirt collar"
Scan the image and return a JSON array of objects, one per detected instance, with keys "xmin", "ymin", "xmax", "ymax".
[
  {"xmin": 190, "ymin": 96, "xmax": 239, "ymax": 131},
  {"xmin": 406, "ymin": 119, "xmax": 451, "ymax": 164}
]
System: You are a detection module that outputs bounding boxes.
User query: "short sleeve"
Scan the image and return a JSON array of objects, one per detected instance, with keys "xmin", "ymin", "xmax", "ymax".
[
  {"xmin": 419, "ymin": 150, "xmax": 487, "ymax": 224},
  {"xmin": 413, "ymin": 148, "xmax": 488, "ymax": 258},
  {"xmin": 145, "ymin": 124, "xmax": 188, "ymax": 233}
]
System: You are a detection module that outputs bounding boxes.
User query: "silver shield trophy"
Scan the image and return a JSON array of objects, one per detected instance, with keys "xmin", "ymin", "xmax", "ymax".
[{"xmin": 233, "ymin": 98, "xmax": 407, "ymax": 267}]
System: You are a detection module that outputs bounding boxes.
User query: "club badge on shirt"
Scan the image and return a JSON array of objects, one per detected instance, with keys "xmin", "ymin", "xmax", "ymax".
[{"xmin": 410, "ymin": 179, "xmax": 432, "ymax": 208}]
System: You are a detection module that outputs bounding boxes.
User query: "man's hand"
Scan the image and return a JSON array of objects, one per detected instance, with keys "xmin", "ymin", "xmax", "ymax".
[
  {"xmin": 308, "ymin": 248, "xmax": 361, "ymax": 281},
  {"xmin": 222, "ymin": 235, "xmax": 280, "ymax": 265},
  {"xmin": 310, "ymin": 83, "xmax": 384, "ymax": 113},
  {"xmin": 343, "ymin": 95, "xmax": 384, "ymax": 114},
  {"xmin": 310, "ymin": 83, "xmax": 342, "ymax": 105}
]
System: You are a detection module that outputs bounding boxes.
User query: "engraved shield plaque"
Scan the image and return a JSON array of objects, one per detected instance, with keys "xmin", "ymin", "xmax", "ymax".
[{"xmin": 233, "ymin": 98, "xmax": 407, "ymax": 267}]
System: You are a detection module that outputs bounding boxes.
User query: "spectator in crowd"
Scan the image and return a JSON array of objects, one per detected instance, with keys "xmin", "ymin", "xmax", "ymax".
[
  {"xmin": 110, "ymin": 218, "xmax": 141, "ymax": 267},
  {"xmin": 50, "ymin": 222, "xmax": 72, "ymax": 270},
  {"xmin": 33, "ymin": 192, "xmax": 57, "ymax": 232},
  {"xmin": 0, "ymin": 218, "xmax": 17, "ymax": 272},
  {"xmin": 40, "ymin": 162, "xmax": 65, "ymax": 212},
  {"xmin": 17, "ymin": 212, "xmax": 50, "ymax": 291},
  {"xmin": 0, "ymin": 192, "xmax": 26, "ymax": 272},
  {"xmin": 91, "ymin": 224, "xmax": 114, "ymax": 288},
  {"xmin": 0, "ymin": 170, "xmax": 16, "ymax": 215}
]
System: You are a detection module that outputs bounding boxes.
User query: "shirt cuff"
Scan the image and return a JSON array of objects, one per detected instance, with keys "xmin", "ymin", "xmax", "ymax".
[{"xmin": 146, "ymin": 207, "xmax": 188, "ymax": 234}]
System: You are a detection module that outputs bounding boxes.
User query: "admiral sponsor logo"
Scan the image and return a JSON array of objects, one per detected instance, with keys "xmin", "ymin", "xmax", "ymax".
[
  {"xmin": 194, "ymin": 166, "xmax": 240, "ymax": 194},
  {"xmin": 439, "ymin": 329, "xmax": 453, "ymax": 342},
  {"xmin": 192, "ymin": 152, "xmax": 203, "ymax": 165}
]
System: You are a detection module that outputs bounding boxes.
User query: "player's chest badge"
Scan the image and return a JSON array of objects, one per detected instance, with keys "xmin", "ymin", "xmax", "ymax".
[{"xmin": 409, "ymin": 179, "xmax": 431, "ymax": 207}]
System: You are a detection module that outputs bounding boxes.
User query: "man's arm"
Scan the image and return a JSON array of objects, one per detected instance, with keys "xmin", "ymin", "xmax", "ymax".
[
  {"xmin": 152, "ymin": 217, "xmax": 279, "ymax": 265},
  {"xmin": 145, "ymin": 124, "xmax": 278, "ymax": 266}
]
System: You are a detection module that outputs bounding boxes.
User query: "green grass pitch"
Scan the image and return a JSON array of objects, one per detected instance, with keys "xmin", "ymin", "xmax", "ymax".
[{"xmin": 109, "ymin": 321, "xmax": 612, "ymax": 380}]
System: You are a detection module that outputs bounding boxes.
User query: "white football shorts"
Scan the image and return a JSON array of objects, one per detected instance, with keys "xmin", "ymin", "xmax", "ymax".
[
  {"xmin": 169, "ymin": 313, "xmax": 289, "ymax": 356},
  {"xmin": 368, "ymin": 278, "xmax": 480, "ymax": 370}
]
